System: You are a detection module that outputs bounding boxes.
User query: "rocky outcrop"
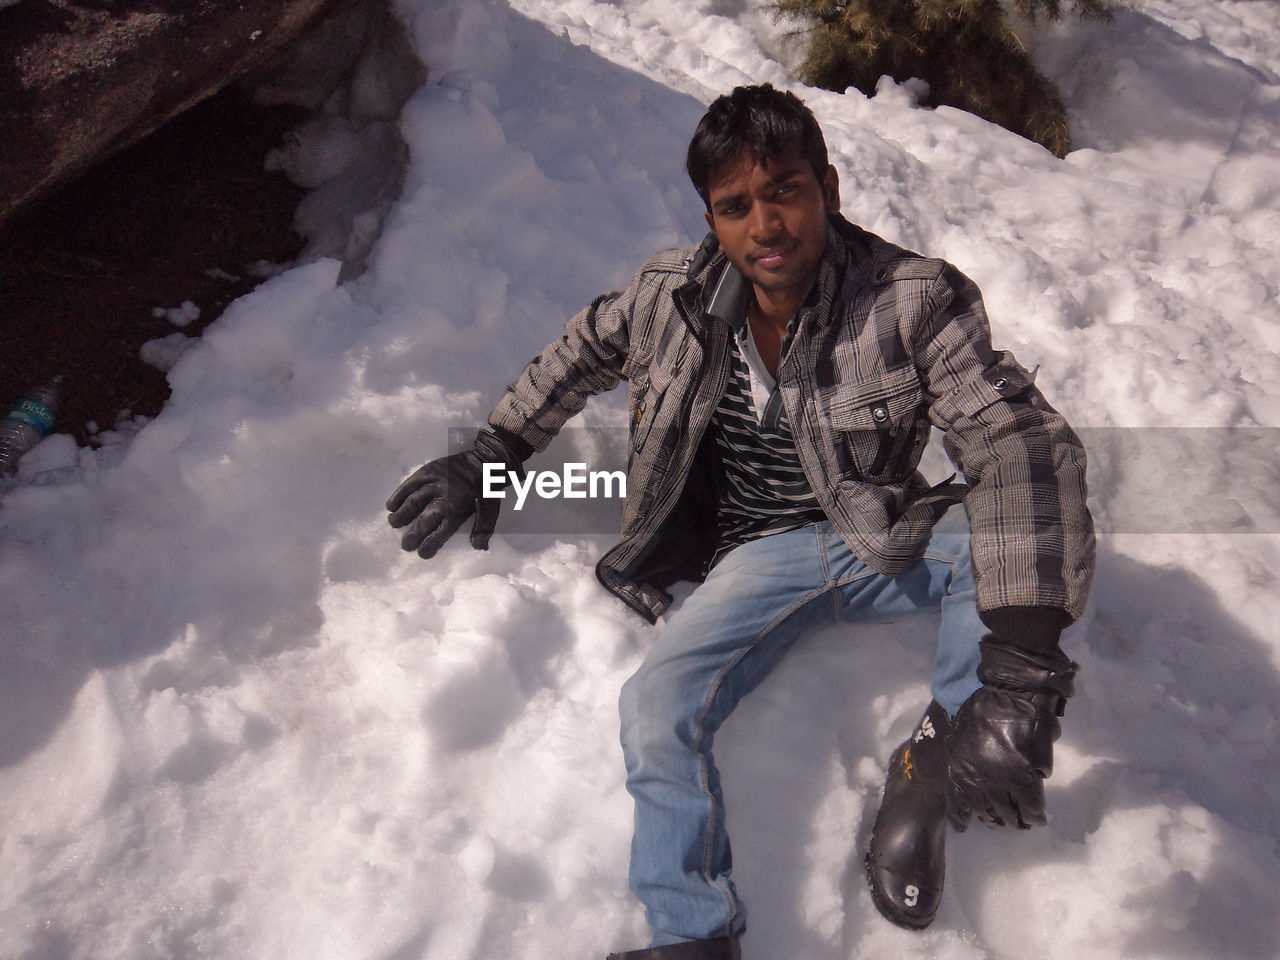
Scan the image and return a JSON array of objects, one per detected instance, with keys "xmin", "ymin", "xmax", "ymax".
[{"xmin": 0, "ymin": 0, "xmax": 356, "ymax": 227}]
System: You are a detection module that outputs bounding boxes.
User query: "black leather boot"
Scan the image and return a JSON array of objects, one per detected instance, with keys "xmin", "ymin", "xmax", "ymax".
[
  {"xmin": 606, "ymin": 936, "xmax": 741, "ymax": 959},
  {"xmin": 865, "ymin": 700, "xmax": 952, "ymax": 929}
]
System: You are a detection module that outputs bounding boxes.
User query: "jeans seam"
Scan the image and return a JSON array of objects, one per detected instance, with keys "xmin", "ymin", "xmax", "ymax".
[
  {"xmin": 696, "ymin": 750, "xmax": 736, "ymax": 937},
  {"xmin": 816, "ymin": 524, "xmax": 840, "ymax": 622},
  {"xmin": 829, "ymin": 567, "xmax": 882, "ymax": 623},
  {"xmin": 690, "ymin": 584, "xmax": 839, "ymax": 932},
  {"xmin": 816, "ymin": 523, "xmax": 833, "ymax": 587}
]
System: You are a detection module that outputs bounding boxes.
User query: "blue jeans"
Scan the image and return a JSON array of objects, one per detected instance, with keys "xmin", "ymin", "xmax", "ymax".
[{"xmin": 617, "ymin": 506, "xmax": 984, "ymax": 946}]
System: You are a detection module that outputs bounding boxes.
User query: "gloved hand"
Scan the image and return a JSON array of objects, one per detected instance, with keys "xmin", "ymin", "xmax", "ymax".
[
  {"xmin": 386, "ymin": 430, "xmax": 525, "ymax": 559},
  {"xmin": 946, "ymin": 638, "xmax": 1077, "ymax": 831}
]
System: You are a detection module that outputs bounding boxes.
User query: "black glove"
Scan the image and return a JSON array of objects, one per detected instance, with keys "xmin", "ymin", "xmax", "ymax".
[
  {"xmin": 946, "ymin": 638, "xmax": 1077, "ymax": 831},
  {"xmin": 386, "ymin": 430, "xmax": 525, "ymax": 559}
]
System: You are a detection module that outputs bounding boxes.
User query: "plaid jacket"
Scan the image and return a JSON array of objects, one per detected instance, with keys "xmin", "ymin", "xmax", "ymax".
[{"xmin": 489, "ymin": 215, "xmax": 1095, "ymax": 627}]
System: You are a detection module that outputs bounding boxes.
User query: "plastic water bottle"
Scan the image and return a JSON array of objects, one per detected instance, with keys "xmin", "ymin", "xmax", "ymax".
[{"xmin": 0, "ymin": 376, "xmax": 66, "ymax": 477}]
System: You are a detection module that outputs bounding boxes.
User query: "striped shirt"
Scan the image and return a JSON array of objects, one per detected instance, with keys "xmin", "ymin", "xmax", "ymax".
[{"xmin": 711, "ymin": 321, "xmax": 827, "ymax": 562}]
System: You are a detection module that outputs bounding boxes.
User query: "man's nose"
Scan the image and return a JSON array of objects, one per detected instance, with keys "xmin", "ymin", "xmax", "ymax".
[{"xmin": 748, "ymin": 201, "xmax": 783, "ymax": 242}]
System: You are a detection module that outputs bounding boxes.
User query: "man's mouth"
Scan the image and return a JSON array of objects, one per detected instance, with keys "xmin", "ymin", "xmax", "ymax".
[{"xmin": 752, "ymin": 246, "xmax": 792, "ymax": 269}]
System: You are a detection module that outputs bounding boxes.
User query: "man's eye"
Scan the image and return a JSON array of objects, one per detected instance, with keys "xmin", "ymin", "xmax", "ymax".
[{"xmin": 775, "ymin": 183, "xmax": 797, "ymax": 198}]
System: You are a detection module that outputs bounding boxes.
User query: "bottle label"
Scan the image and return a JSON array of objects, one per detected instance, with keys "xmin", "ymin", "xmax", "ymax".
[{"xmin": 6, "ymin": 398, "xmax": 56, "ymax": 435}]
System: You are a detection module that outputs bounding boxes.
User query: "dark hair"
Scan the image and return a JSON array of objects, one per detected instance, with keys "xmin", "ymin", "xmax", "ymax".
[{"xmin": 686, "ymin": 84, "xmax": 829, "ymax": 209}]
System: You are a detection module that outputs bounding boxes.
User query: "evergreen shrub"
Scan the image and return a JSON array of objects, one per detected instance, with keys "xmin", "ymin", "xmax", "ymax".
[{"xmin": 772, "ymin": 0, "xmax": 1116, "ymax": 157}]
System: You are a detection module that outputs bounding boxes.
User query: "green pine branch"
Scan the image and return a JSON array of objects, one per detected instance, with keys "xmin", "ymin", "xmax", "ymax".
[{"xmin": 768, "ymin": 0, "xmax": 1119, "ymax": 156}]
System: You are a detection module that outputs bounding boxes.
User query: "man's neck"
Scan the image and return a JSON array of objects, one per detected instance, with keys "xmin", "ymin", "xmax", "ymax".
[
  {"xmin": 750, "ymin": 285, "xmax": 803, "ymax": 334},
  {"xmin": 747, "ymin": 289, "xmax": 802, "ymax": 379}
]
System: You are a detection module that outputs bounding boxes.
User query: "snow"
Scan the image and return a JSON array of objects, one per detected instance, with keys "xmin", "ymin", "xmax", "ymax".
[
  {"xmin": 2, "ymin": 0, "xmax": 1279, "ymax": 957},
  {"xmin": 140, "ymin": 333, "xmax": 199, "ymax": 373},
  {"xmin": 152, "ymin": 301, "xmax": 201, "ymax": 328}
]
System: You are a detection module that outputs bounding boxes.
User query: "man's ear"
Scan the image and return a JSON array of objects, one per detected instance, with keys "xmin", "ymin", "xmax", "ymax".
[
  {"xmin": 704, "ymin": 209, "xmax": 715, "ymax": 232},
  {"xmin": 823, "ymin": 164, "xmax": 840, "ymax": 213}
]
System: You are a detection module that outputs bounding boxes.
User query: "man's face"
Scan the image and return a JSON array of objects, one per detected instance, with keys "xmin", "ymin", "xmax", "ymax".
[{"xmin": 704, "ymin": 148, "xmax": 840, "ymax": 303}]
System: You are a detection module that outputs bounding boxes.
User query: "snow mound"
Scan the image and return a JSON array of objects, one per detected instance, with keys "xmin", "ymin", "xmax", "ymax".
[{"xmin": 2, "ymin": 0, "xmax": 1279, "ymax": 957}]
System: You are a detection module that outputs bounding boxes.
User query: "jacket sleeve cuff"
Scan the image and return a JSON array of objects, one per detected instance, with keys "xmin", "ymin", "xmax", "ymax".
[
  {"xmin": 476, "ymin": 426, "xmax": 535, "ymax": 465},
  {"xmin": 978, "ymin": 606, "xmax": 1073, "ymax": 657}
]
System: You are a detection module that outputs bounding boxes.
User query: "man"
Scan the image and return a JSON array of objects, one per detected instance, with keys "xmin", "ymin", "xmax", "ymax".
[{"xmin": 387, "ymin": 84, "xmax": 1094, "ymax": 959}]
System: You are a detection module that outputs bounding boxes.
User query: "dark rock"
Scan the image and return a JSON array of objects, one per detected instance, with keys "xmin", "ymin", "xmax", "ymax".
[{"xmin": 0, "ymin": 0, "xmax": 357, "ymax": 227}]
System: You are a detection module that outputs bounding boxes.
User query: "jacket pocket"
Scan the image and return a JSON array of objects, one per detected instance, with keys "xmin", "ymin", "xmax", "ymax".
[{"xmin": 822, "ymin": 365, "xmax": 924, "ymax": 483}]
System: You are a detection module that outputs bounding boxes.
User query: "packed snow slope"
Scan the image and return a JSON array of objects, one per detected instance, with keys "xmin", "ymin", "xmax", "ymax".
[{"xmin": 3, "ymin": 0, "xmax": 1280, "ymax": 957}]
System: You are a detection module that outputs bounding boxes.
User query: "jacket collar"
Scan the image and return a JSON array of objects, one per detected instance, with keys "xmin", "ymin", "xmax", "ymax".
[
  {"xmin": 673, "ymin": 232, "xmax": 725, "ymax": 339},
  {"xmin": 705, "ymin": 259, "xmax": 751, "ymax": 336}
]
